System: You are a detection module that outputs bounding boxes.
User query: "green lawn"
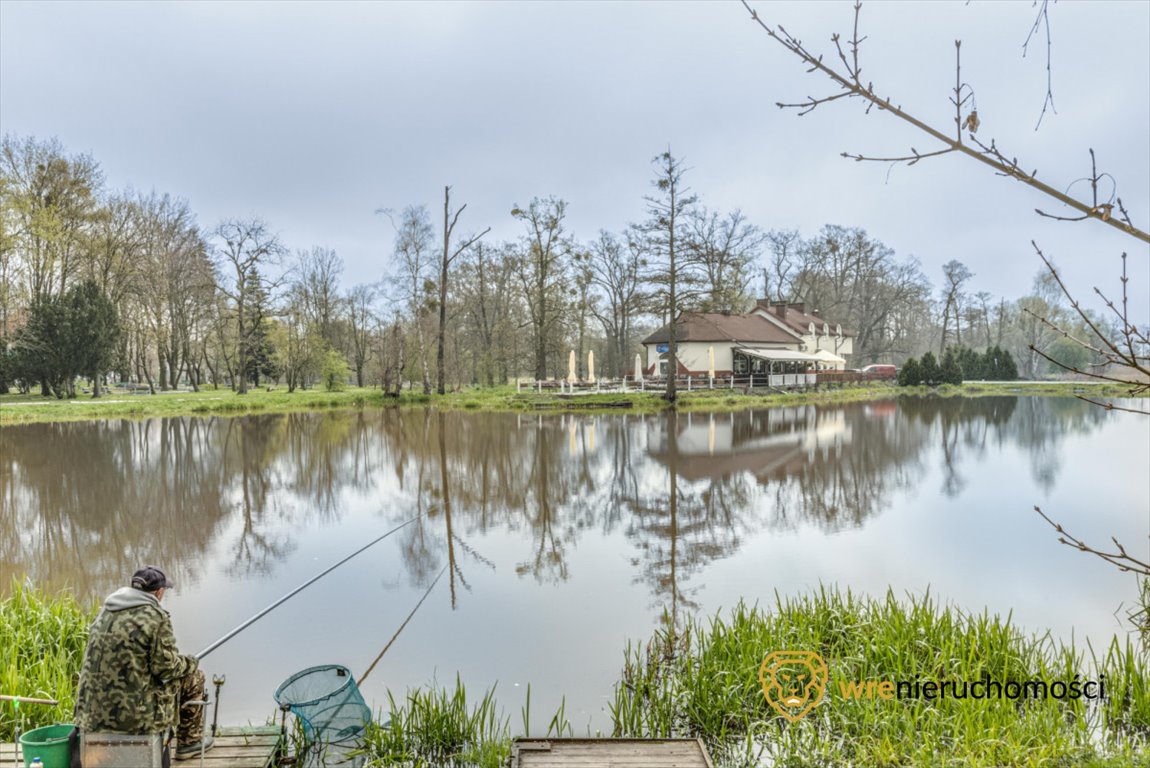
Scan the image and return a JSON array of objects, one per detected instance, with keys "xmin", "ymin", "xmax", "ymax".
[{"xmin": 0, "ymin": 380, "xmax": 1141, "ymax": 425}]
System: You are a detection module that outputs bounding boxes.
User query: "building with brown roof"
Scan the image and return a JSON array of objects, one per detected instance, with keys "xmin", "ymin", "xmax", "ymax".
[{"xmin": 640, "ymin": 300, "xmax": 853, "ymax": 377}]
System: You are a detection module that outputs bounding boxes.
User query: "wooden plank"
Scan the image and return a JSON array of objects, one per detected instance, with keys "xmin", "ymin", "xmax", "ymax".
[
  {"xmin": 512, "ymin": 737, "xmax": 712, "ymax": 768},
  {"xmin": 4, "ymin": 725, "xmax": 282, "ymax": 768}
]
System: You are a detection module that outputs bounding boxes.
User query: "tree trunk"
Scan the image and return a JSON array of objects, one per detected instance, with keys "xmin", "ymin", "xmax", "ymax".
[
  {"xmin": 666, "ymin": 213, "xmax": 678, "ymax": 402},
  {"xmin": 236, "ymin": 301, "xmax": 248, "ymax": 394},
  {"xmin": 416, "ymin": 316, "xmax": 431, "ymax": 394},
  {"xmin": 437, "ymin": 187, "xmax": 450, "ymax": 395}
]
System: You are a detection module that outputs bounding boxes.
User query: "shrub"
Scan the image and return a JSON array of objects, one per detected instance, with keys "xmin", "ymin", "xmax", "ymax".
[
  {"xmin": 321, "ymin": 350, "xmax": 352, "ymax": 392},
  {"xmin": 897, "ymin": 358, "xmax": 922, "ymax": 386}
]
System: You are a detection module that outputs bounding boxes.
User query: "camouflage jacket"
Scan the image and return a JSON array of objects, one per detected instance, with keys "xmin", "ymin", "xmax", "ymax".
[{"xmin": 73, "ymin": 587, "xmax": 198, "ymax": 734}]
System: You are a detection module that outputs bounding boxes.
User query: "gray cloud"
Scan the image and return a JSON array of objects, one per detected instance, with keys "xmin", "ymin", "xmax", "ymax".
[{"xmin": 2, "ymin": 0, "xmax": 1146, "ymax": 314}]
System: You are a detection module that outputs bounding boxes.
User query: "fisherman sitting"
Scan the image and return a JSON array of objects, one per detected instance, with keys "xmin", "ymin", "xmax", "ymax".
[{"xmin": 74, "ymin": 566, "xmax": 215, "ymax": 762}]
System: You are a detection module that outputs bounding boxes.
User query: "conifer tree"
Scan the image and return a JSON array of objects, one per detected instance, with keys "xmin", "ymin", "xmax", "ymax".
[{"xmin": 919, "ymin": 351, "xmax": 941, "ymax": 385}]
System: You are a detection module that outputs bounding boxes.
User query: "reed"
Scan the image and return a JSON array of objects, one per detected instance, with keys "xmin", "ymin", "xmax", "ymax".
[
  {"xmin": 610, "ymin": 587, "xmax": 1149, "ymax": 766},
  {"xmin": 359, "ymin": 675, "xmax": 511, "ymax": 768},
  {"xmin": 0, "ymin": 581, "xmax": 95, "ymax": 741}
]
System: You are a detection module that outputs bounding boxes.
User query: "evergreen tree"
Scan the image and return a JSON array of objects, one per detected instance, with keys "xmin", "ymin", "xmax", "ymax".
[
  {"xmin": 63, "ymin": 279, "xmax": 121, "ymax": 397},
  {"xmin": 12, "ymin": 296, "xmax": 69, "ymax": 397},
  {"xmin": 940, "ymin": 348, "xmax": 963, "ymax": 385},
  {"xmin": 919, "ymin": 351, "xmax": 941, "ymax": 385},
  {"xmin": 242, "ymin": 319, "xmax": 279, "ymax": 387},
  {"xmin": 983, "ymin": 346, "xmax": 1019, "ymax": 381},
  {"xmin": 897, "ymin": 357, "xmax": 922, "ymax": 386},
  {"xmin": 998, "ymin": 347, "xmax": 1019, "ymax": 381},
  {"xmin": 241, "ymin": 268, "xmax": 278, "ymax": 387},
  {"xmin": 954, "ymin": 345, "xmax": 984, "ymax": 380}
]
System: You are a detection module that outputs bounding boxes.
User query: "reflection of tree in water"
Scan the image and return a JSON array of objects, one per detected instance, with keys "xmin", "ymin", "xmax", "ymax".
[
  {"xmin": 1, "ymin": 418, "xmax": 227, "ymax": 601},
  {"xmin": 0, "ymin": 412, "xmax": 376, "ymax": 602},
  {"xmin": 621, "ymin": 412, "xmax": 754, "ymax": 628},
  {"xmin": 898, "ymin": 396, "xmax": 1108, "ymax": 495},
  {"xmin": 2, "ymin": 397, "xmax": 1116, "ymax": 608},
  {"xmin": 377, "ymin": 410, "xmax": 602, "ymax": 590}
]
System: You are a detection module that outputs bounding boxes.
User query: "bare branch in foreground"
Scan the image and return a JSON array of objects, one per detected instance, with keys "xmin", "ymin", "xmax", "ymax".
[
  {"xmin": 1035, "ymin": 506, "xmax": 1150, "ymax": 576},
  {"xmin": 739, "ymin": 0, "xmax": 1149, "ymax": 243}
]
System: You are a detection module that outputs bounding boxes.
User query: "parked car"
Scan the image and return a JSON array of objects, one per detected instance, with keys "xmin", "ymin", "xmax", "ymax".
[{"xmin": 862, "ymin": 364, "xmax": 898, "ymax": 378}]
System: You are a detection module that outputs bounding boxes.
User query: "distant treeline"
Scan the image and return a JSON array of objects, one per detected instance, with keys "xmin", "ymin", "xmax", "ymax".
[{"xmin": 0, "ymin": 135, "xmax": 1115, "ymax": 397}]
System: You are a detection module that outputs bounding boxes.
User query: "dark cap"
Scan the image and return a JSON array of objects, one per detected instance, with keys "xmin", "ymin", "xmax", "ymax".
[{"xmin": 131, "ymin": 566, "xmax": 175, "ymax": 592}]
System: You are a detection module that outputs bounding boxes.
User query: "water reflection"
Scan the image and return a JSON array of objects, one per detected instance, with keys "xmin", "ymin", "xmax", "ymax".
[{"xmin": 0, "ymin": 397, "xmax": 1116, "ymax": 608}]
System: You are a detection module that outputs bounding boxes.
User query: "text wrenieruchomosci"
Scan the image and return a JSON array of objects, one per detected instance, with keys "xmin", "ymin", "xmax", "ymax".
[{"xmin": 761, "ymin": 650, "xmax": 1107, "ymax": 721}]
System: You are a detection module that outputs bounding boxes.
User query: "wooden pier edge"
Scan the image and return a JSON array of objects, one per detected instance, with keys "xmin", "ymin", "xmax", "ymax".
[
  {"xmin": 510, "ymin": 736, "xmax": 715, "ymax": 768},
  {"xmin": 2, "ymin": 725, "xmax": 282, "ymax": 768}
]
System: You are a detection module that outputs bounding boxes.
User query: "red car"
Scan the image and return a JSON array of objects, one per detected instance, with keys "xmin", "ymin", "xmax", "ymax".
[{"xmin": 862, "ymin": 364, "xmax": 897, "ymax": 378}]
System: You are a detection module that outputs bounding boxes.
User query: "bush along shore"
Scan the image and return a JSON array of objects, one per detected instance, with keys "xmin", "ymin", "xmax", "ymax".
[
  {"xmin": 1, "ymin": 380, "xmax": 1142, "ymax": 425},
  {"xmin": 3, "ymin": 582, "xmax": 1147, "ymax": 765}
]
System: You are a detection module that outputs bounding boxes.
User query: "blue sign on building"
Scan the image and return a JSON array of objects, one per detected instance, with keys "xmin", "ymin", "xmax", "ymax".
[{"xmin": 656, "ymin": 343, "xmax": 669, "ymax": 353}]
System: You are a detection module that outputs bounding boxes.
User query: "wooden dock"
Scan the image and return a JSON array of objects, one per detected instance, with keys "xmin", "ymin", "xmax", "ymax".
[
  {"xmin": 511, "ymin": 738, "xmax": 714, "ymax": 767},
  {"xmin": 2, "ymin": 725, "xmax": 282, "ymax": 768}
]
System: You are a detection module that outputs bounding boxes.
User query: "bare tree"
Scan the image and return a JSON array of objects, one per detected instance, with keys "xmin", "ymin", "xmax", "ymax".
[
  {"xmin": 211, "ymin": 218, "xmax": 284, "ymax": 395},
  {"xmin": 641, "ymin": 151, "xmax": 697, "ymax": 402},
  {"xmin": 939, "ymin": 260, "xmax": 973, "ymax": 354},
  {"xmin": 763, "ymin": 228, "xmax": 802, "ymax": 302},
  {"xmin": 346, "ymin": 283, "xmax": 376, "ymax": 387},
  {"xmin": 588, "ymin": 230, "xmax": 647, "ymax": 378},
  {"xmin": 512, "ymin": 196, "xmax": 570, "ymax": 380},
  {"xmin": 436, "ymin": 186, "xmax": 490, "ymax": 395},
  {"xmin": 686, "ymin": 207, "xmax": 762, "ymax": 313},
  {"xmin": 297, "ymin": 246, "xmax": 343, "ymax": 350},
  {"xmin": 387, "ymin": 205, "xmax": 436, "ymax": 394},
  {"xmin": 455, "ymin": 242, "xmax": 521, "ymax": 386}
]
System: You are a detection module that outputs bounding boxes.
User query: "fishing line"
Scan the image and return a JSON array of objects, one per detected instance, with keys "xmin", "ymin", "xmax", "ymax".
[
  {"xmin": 358, "ymin": 563, "xmax": 448, "ymax": 686},
  {"xmin": 195, "ymin": 514, "xmax": 421, "ymax": 660}
]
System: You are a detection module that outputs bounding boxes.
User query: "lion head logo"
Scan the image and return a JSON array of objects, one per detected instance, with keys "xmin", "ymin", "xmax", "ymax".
[{"xmin": 758, "ymin": 650, "xmax": 828, "ymax": 722}]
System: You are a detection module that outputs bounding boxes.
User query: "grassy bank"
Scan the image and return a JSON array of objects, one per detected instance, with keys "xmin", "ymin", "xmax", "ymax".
[
  {"xmin": 1, "ymin": 380, "xmax": 1141, "ymax": 425},
  {"xmin": 611, "ymin": 588, "xmax": 1149, "ymax": 767},
  {"xmin": 3, "ymin": 584, "xmax": 1146, "ymax": 765},
  {"xmin": 0, "ymin": 582, "xmax": 95, "ymax": 740}
]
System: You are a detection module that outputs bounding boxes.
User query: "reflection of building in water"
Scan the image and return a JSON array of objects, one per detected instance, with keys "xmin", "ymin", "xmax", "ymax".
[{"xmin": 646, "ymin": 407, "xmax": 852, "ymax": 483}]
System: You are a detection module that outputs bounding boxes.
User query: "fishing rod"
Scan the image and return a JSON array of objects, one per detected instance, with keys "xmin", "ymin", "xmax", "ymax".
[
  {"xmin": 195, "ymin": 514, "xmax": 421, "ymax": 660},
  {"xmin": 358, "ymin": 563, "xmax": 448, "ymax": 686}
]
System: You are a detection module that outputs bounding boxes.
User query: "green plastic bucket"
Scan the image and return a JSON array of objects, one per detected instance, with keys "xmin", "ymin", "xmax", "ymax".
[{"xmin": 18, "ymin": 724, "xmax": 74, "ymax": 768}]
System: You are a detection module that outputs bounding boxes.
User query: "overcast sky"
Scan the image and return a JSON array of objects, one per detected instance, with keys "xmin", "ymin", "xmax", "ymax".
[{"xmin": 2, "ymin": 0, "xmax": 1147, "ymax": 318}]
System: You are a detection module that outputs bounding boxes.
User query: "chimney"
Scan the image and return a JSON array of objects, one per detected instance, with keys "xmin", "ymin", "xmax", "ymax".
[
  {"xmin": 756, "ymin": 298, "xmax": 770, "ymax": 310},
  {"xmin": 811, "ymin": 309, "xmax": 820, "ymax": 316},
  {"xmin": 794, "ymin": 302, "xmax": 806, "ymax": 314}
]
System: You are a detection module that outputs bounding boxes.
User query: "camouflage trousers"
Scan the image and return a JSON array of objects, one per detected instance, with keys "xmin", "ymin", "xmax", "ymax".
[{"xmin": 176, "ymin": 669, "xmax": 207, "ymax": 745}]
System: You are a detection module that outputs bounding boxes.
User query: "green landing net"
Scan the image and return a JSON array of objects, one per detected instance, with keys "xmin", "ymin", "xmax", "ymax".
[{"xmin": 274, "ymin": 665, "xmax": 371, "ymax": 767}]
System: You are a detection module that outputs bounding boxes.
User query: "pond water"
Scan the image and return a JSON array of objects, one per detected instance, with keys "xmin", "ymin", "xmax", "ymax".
[{"xmin": 1, "ymin": 397, "xmax": 1147, "ymax": 734}]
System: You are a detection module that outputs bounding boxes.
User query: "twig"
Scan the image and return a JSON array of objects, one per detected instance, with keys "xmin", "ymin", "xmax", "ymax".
[
  {"xmin": 740, "ymin": 0, "xmax": 1149, "ymax": 243},
  {"xmin": 1035, "ymin": 506, "xmax": 1150, "ymax": 575},
  {"xmin": 1022, "ymin": 0, "xmax": 1057, "ymax": 129}
]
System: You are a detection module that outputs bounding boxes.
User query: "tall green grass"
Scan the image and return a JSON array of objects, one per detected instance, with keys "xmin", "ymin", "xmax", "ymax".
[
  {"xmin": 0, "ymin": 581, "xmax": 96, "ymax": 740},
  {"xmin": 610, "ymin": 587, "xmax": 1149, "ymax": 767},
  {"xmin": 358, "ymin": 677, "xmax": 571, "ymax": 768}
]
